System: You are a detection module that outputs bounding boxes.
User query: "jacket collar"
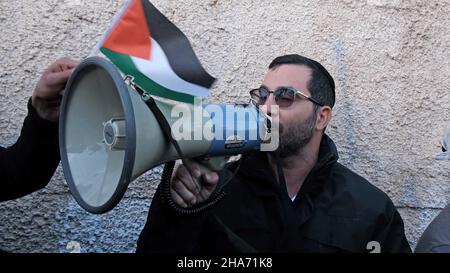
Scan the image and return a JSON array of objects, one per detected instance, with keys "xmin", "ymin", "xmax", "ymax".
[
  {"xmin": 237, "ymin": 134, "xmax": 339, "ymax": 200},
  {"xmin": 297, "ymin": 134, "xmax": 339, "ymax": 201}
]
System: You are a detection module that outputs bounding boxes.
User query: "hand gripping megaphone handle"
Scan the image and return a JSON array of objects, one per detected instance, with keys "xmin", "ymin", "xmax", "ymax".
[
  {"xmin": 166, "ymin": 156, "xmax": 228, "ymax": 203},
  {"xmin": 160, "ymin": 161, "xmax": 229, "ymax": 214}
]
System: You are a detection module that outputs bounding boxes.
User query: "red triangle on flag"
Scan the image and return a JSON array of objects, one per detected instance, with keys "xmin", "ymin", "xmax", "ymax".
[{"xmin": 103, "ymin": 0, "xmax": 151, "ymax": 60}]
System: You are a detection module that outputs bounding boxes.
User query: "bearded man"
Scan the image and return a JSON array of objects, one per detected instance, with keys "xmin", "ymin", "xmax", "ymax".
[{"xmin": 136, "ymin": 54, "xmax": 411, "ymax": 253}]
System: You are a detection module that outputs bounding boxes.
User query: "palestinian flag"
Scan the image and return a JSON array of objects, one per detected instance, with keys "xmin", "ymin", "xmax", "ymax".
[{"xmin": 97, "ymin": 0, "xmax": 216, "ymax": 103}]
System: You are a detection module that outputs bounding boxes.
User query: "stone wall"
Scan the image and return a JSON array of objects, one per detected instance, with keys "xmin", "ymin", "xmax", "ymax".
[{"xmin": 1, "ymin": 0, "xmax": 449, "ymax": 252}]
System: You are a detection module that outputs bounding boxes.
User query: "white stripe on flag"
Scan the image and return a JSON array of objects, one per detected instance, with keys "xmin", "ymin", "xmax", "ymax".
[{"xmin": 131, "ymin": 38, "xmax": 209, "ymax": 98}]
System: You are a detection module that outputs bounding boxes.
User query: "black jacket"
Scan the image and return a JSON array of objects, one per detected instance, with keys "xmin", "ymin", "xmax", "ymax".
[
  {"xmin": 137, "ymin": 135, "xmax": 411, "ymax": 253},
  {"xmin": 0, "ymin": 99, "xmax": 60, "ymax": 202},
  {"xmin": 415, "ymin": 203, "xmax": 450, "ymax": 253}
]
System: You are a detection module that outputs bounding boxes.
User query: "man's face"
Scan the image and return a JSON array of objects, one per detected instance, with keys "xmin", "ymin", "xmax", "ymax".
[{"xmin": 259, "ymin": 64, "xmax": 318, "ymax": 157}]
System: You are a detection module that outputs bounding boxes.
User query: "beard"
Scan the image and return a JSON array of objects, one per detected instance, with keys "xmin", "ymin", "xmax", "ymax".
[{"xmin": 277, "ymin": 110, "xmax": 316, "ymax": 159}]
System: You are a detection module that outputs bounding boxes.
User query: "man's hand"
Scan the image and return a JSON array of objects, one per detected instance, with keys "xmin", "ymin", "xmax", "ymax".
[
  {"xmin": 32, "ymin": 58, "xmax": 79, "ymax": 122},
  {"xmin": 171, "ymin": 160, "xmax": 219, "ymax": 208}
]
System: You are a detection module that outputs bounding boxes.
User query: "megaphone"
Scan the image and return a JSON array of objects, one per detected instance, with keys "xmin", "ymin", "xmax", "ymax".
[{"xmin": 59, "ymin": 57, "xmax": 274, "ymax": 214}]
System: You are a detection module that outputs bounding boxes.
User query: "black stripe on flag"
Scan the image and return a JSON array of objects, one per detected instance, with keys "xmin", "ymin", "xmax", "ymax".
[{"xmin": 141, "ymin": 0, "xmax": 216, "ymax": 89}]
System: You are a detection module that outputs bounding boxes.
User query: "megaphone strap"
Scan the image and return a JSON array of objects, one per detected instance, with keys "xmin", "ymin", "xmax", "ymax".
[{"xmin": 130, "ymin": 80, "xmax": 194, "ymax": 171}]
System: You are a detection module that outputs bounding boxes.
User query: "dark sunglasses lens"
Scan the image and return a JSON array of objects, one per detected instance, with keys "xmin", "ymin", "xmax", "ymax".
[
  {"xmin": 259, "ymin": 87, "xmax": 269, "ymax": 100},
  {"xmin": 275, "ymin": 88, "xmax": 295, "ymax": 107},
  {"xmin": 250, "ymin": 88, "xmax": 269, "ymax": 104}
]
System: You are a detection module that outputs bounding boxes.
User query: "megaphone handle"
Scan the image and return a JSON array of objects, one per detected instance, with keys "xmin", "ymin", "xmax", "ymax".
[{"xmin": 160, "ymin": 161, "xmax": 227, "ymax": 214}]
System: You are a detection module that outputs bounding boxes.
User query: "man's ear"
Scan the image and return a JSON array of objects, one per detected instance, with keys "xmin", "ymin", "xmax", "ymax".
[{"xmin": 316, "ymin": 106, "xmax": 332, "ymax": 131}]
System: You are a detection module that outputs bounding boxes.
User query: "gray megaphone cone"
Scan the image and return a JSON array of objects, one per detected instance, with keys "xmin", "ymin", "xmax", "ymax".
[{"xmin": 59, "ymin": 57, "xmax": 212, "ymax": 213}]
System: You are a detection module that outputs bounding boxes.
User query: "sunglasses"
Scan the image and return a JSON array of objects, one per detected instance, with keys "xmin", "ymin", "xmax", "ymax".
[{"xmin": 249, "ymin": 86, "xmax": 323, "ymax": 108}]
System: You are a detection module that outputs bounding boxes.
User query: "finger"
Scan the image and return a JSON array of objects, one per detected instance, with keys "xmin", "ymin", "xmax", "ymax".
[
  {"xmin": 48, "ymin": 58, "xmax": 80, "ymax": 73},
  {"xmin": 183, "ymin": 160, "xmax": 210, "ymax": 183},
  {"xmin": 203, "ymin": 172, "xmax": 219, "ymax": 186},
  {"xmin": 183, "ymin": 159, "xmax": 203, "ymax": 178},
  {"xmin": 172, "ymin": 178, "xmax": 197, "ymax": 206},
  {"xmin": 171, "ymin": 189, "xmax": 188, "ymax": 208},
  {"xmin": 34, "ymin": 84, "xmax": 65, "ymax": 101},
  {"xmin": 45, "ymin": 68, "xmax": 75, "ymax": 87},
  {"xmin": 195, "ymin": 172, "xmax": 219, "ymax": 202},
  {"xmin": 176, "ymin": 164, "xmax": 195, "ymax": 181},
  {"xmin": 176, "ymin": 165, "xmax": 201, "ymax": 194},
  {"xmin": 62, "ymin": 59, "xmax": 80, "ymax": 70},
  {"xmin": 198, "ymin": 188, "xmax": 211, "ymax": 203},
  {"xmin": 198, "ymin": 180, "xmax": 217, "ymax": 202},
  {"xmin": 178, "ymin": 175, "xmax": 200, "ymax": 196}
]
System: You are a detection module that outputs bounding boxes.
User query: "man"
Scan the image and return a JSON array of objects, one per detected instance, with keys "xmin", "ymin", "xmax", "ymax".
[
  {"xmin": 415, "ymin": 122, "xmax": 450, "ymax": 253},
  {"xmin": 137, "ymin": 54, "xmax": 411, "ymax": 253},
  {"xmin": 0, "ymin": 58, "xmax": 78, "ymax": 201}
]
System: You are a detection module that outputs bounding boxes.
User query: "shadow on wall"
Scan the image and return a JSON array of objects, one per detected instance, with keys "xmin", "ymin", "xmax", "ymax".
[{"xmin": 333, "ymin": 39, "xmax": 386, "ymax": 184}]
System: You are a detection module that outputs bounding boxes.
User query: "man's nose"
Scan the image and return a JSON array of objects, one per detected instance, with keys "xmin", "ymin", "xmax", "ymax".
[{"xmin": 261, "ymin": 94, "xmax": 277, "ymax": 115}]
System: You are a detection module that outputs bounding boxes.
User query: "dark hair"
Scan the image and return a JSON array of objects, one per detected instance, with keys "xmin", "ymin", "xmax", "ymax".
[{"xmin": 269, "ymin": 54, "xmax": 335, "ymax": 108}]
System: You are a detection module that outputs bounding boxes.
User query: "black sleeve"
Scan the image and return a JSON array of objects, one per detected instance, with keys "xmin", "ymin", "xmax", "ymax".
[
  {"xmin": 373, "ymin": 201, "xmax": 412, "ymax": 253},
  {"xmin": 0, "ymin": 98, "xmax": 60, "ymax": 202},
  {"xmin": 136, "ymin": 186, "xmax": 210, "ymax": 253}
]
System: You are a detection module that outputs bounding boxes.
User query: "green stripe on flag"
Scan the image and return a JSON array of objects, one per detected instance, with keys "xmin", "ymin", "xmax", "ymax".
[{"xmin": 100, "ymin": 47, "xmax": 196, "ymax": 104}]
